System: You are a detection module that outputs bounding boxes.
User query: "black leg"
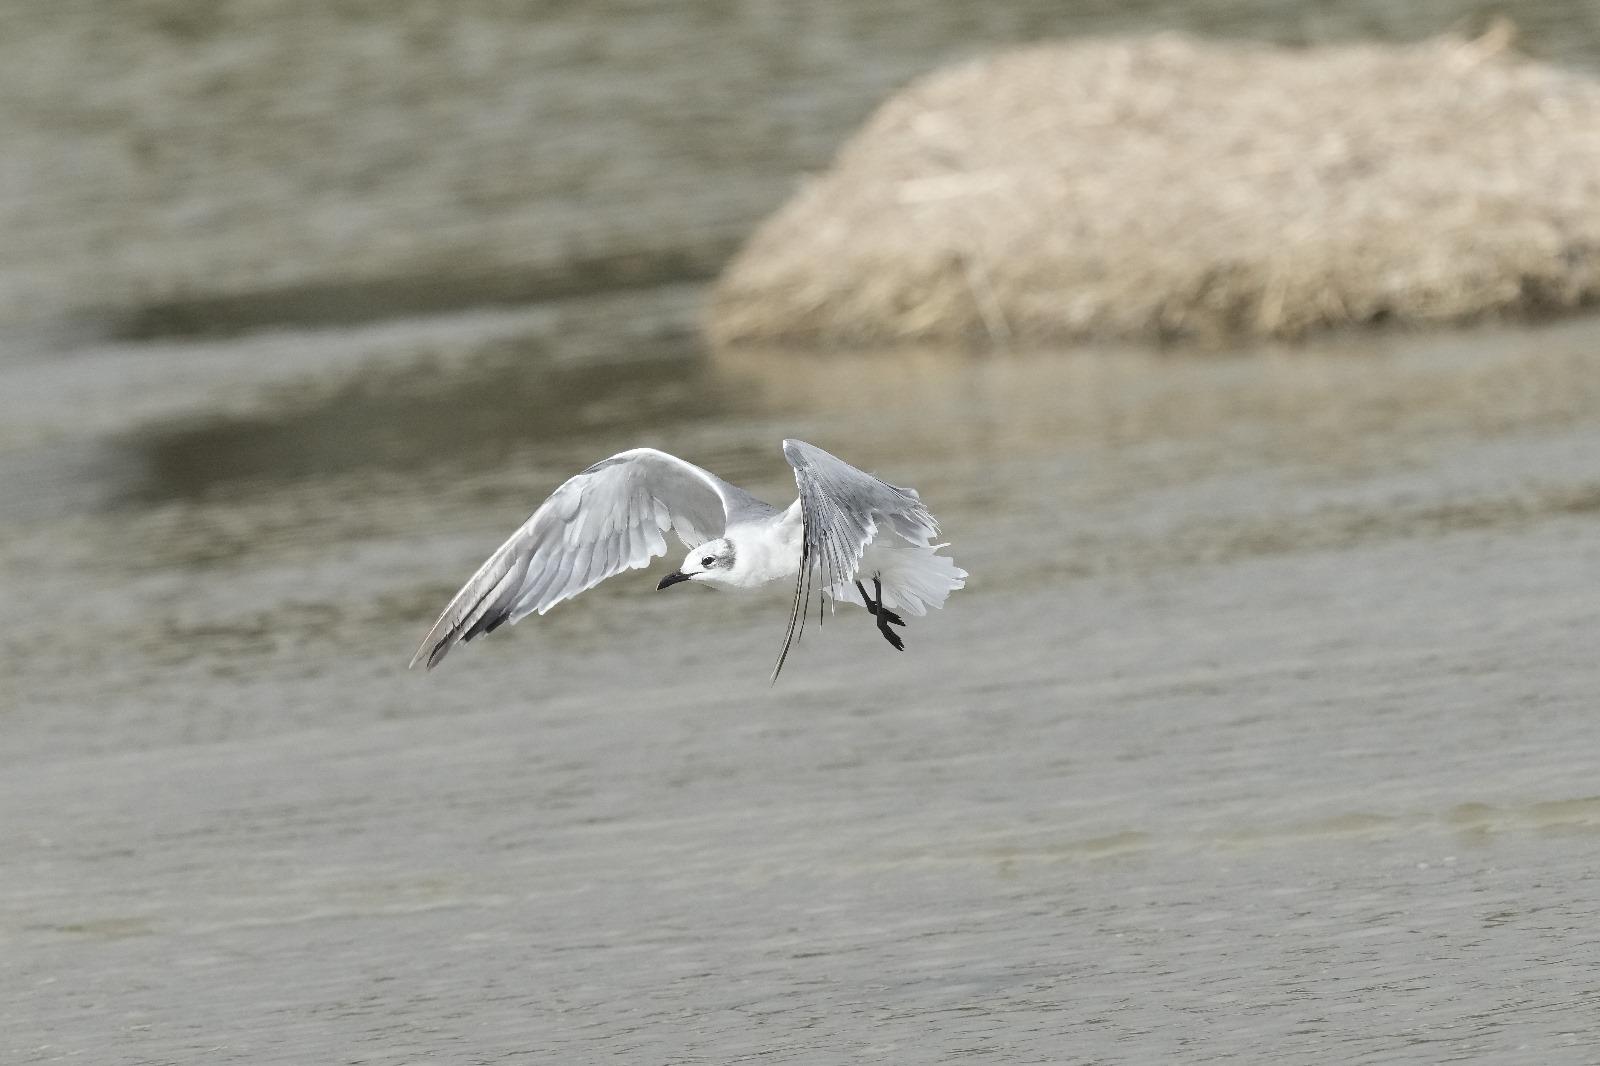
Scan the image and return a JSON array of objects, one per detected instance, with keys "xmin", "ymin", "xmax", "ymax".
[
  {"xmin": 871, "ymin": 577, "xmax": 905, "ymax": 627},
  {"xmin": 858, "ymin": 574, "xmax": 906, "ymax": 650}
]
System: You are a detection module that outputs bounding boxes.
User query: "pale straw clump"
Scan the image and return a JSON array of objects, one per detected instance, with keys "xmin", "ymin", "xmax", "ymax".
[{"xmin": 708, "ymin": 30, "xmax": 1600, "ymax": 350}]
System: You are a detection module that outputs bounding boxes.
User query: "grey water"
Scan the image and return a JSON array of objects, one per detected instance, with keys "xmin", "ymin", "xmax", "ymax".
[{"xmin": 8, "ymin": 289, "xmax": 1600, "ymax": 1062}]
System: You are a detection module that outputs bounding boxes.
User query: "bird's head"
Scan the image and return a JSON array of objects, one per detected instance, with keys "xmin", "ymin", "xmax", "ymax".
[{"xmin": 657, "ymin": 538, "xmax": 737, "ymax": 590}]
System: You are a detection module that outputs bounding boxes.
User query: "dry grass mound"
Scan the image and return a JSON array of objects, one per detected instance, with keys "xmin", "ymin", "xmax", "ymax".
[{"xmin": 708, "ymin": 30, "xmax": 1600, "ymax": 350}]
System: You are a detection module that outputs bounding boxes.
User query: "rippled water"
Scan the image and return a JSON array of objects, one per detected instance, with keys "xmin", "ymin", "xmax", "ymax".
[
  {"xmin": 7, "ymin": 0, "xmax": 1599, "ymax": 334},
  {"xmin": 6, "ymin": 286, "xmax": 1600, "ymax": 1061}
]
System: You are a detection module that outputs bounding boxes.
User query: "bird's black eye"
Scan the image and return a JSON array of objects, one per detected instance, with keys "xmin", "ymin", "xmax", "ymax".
[{"xmin": 700, "ymin": 555, "xmax": 715, "ymax": 568}]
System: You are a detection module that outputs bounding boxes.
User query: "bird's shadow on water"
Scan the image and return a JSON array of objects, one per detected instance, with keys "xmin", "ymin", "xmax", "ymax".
[{"xmin": 107, "ymin": 332, "xmax": 733, "ymax": 508}]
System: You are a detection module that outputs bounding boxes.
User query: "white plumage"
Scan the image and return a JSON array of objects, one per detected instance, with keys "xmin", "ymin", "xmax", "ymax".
[{"xmin": 411, "ymin": 439, "xmax": 967, "ymax": 679}]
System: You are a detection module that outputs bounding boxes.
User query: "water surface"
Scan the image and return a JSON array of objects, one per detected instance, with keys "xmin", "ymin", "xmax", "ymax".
[{"xmin": 6, "ymin": 290, "xmax": 1600, "ymax": 1061}]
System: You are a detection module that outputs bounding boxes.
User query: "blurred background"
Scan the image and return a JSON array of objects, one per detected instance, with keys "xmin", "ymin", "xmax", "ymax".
[{"xmin": 7, "ymin": 2, "xmax": 1600, "ymax": 1062}]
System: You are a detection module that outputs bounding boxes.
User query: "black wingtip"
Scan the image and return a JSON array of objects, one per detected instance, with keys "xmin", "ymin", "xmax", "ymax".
[{"xmin": 423, "ymin": 642, "xmax": 450, "ymax": 671}]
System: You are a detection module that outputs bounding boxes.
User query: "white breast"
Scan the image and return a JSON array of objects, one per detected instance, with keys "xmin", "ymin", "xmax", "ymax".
[{"xmin": 727, "ymin": 506, "xmax": 803, "ymax": 589}]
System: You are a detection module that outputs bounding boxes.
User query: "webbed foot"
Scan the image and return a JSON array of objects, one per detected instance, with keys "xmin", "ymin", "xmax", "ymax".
[{"xmin": 855, "ymin": 577, "xmax": 906, "ymax": 651}]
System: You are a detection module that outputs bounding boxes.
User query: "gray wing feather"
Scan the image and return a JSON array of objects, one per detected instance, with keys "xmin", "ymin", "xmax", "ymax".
[
  {"xmin": 772, "ymin": 439, "xmax": 938, "ymax": 680},
  {"xmin": 411, "ymin": 448, "xmax": 739, "ymax": 670}
]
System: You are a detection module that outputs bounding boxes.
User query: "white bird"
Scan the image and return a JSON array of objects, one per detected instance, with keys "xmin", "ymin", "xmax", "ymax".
[{"xmin": 410, "ymin": 439, "xmax": 967, "ymax": 680}]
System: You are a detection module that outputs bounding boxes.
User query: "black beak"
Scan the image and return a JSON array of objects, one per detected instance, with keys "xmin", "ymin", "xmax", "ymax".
[{"xmin": 657, "ymin": 570, "xmax": 690, "ymax": 591}]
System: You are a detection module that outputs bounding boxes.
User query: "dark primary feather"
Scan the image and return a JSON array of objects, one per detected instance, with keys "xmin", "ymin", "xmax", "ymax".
[
  {"xmin": 772, "ymin": 439, "xmax": 938, "ymax": 681},
  {"xmin": 411, "ymin": 448, "xmax": 745, "ymax": 671}
]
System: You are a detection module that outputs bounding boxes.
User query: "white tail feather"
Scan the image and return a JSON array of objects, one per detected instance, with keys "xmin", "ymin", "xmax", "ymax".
[{"xmin": 828, "ymin": 539, "xmax": 966, "ymax": 616}]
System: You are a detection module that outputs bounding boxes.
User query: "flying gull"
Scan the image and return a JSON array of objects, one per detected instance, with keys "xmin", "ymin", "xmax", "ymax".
[{"xmin": 410, "ymin": 439, "xmax": 967, "ymax": 680}]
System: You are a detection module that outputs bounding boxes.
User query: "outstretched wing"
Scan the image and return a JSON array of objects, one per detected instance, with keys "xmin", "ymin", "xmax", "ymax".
[
  {"xmin": 411, "ymin": 448, "xmax": 737, "ymax": 670},
  {"xmin": 773, "ymin": 439, "xmax": 939, "ymax": 681}
]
